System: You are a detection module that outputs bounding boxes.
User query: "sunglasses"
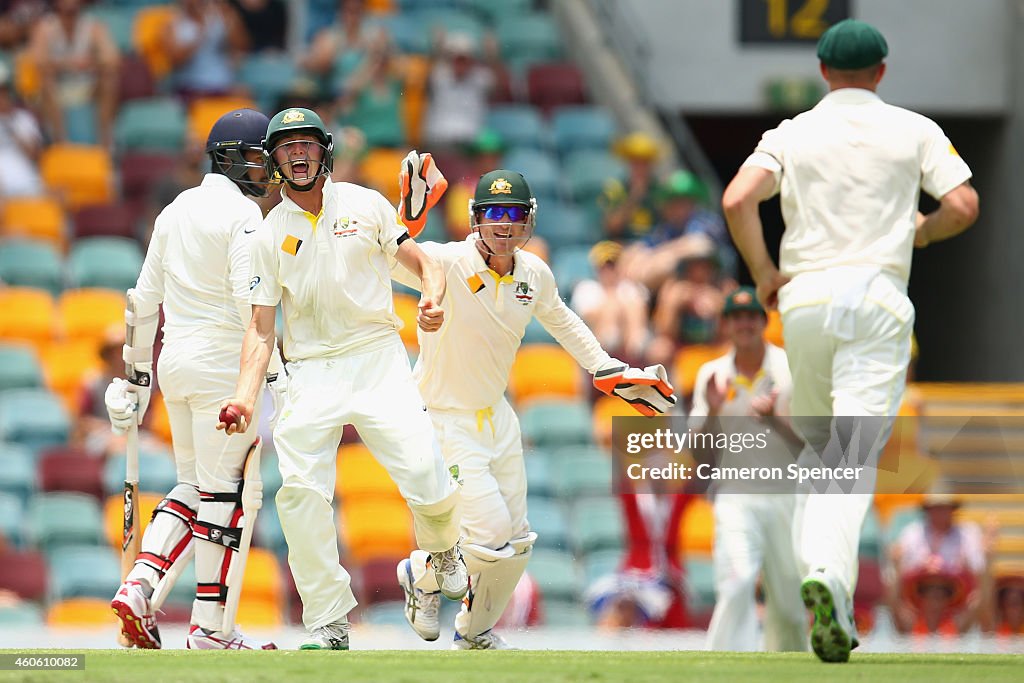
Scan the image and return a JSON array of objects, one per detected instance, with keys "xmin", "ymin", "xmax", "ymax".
[{"xmin": 480, "ymin": 205, "xmax": 529, "ymax": 222}]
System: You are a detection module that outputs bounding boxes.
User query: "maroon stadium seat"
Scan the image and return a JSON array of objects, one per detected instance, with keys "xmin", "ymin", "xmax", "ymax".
[
  {"xmin": 527, "ymin": 63, "xmax": 587, "ymax": 115},
  {"xmin": 357, "ymin": 557, "xmax": 407, "ymax": 605},
  {"xmin": 120, "ymin": 152, "xmax": 178, "ymax": 198},
  {"xmin": 118, "ymin": 55, "xmax": 156, "ymax": 104},
  {"xmin": 0, "ymin": 550, "xmax": 48, "ymax": 601},
  {"xmin": 72, "ymin": 203, "xmax": 141, "ymax": 240},
  {"xmin": 38, "ymin": 452, "xmax": 105, "ymax": 500}
]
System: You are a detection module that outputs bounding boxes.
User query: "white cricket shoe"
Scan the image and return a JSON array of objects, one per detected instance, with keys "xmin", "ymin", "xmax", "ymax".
[
  {"xmin": 397, "ymin": 558, "xmax": 440, "ymax": 641},
  {"xmin": 431, "ymin": 546, "xmax": 469, "ymax": 600},
  {"xmin": 186, "ymin": 624, "xmax": 277, "ymax": 650},
  {"xmin": 299, "ymin": 620, "xmax": 350, "ymax": 650},
  {"xmin": 801, "ymin": 568, "xmax": 859, "ymax": 663},
  {"xmin": 452, "ymin": 629, "xmax": 513, "ymax": 650},
  {"xmin": 110, "ymin": 580, "xmax": 161, "ymax": 649}
]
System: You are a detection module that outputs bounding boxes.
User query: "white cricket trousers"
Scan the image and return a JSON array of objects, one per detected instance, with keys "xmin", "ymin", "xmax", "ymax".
[
  {"xmin": 779, "ymin": 268, "xmax": 913, "ymax": 596},
  {"xmin": 157, "ymin": 332, "xmax": 261, "ymax": 631},
  {"xmin": 706, "ymin": 494, "xmax": 807, "ymax": 651},
  {"xmin": 273, "ymin": 336, "xmax": 460, "ymax": 630},
  {"xmin": 429, "ymin": 398, "xmax": 529, "ymax": 549}
]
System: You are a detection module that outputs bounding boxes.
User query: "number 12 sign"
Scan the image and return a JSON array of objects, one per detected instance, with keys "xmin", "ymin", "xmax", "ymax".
[{"xmin": 739, "ymin": 0, "xmax": 851, "ymax": 44}]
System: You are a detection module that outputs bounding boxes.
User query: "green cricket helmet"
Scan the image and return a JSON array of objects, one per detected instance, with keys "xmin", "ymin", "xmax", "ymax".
[
  {"xmin": 263, "ymin": 107, "xmax": 334, "ymax": 191},
  {"xmin": 469, "ymin": 169, "xmax": 537, "ymax": 256}
]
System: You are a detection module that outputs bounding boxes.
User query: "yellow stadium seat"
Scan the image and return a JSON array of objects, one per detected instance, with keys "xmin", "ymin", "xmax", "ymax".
[
  {"xmin": 148, "ymin": 391, "xmax": 173, "ymax": 445},
  {"xmin": 672, "ymin": 343, "xmax": 730, "ymax": 398},
  {"xmin": 508, "ymin": 344, "xmax": 582, "ymax": 406},
  {"xmin": 392, "ymin": 292, "xmax": 420, "ymax": 351},
  {"xmin": 188, "ymin": 96, "xmax": 258, "ymax": 145},
  {"xmin": 365, "ymin": 0, "xmax": 395, "ymax": 12},
  {"xmin": 133, "ymin": 6, "xmax": 176, "ymax": 79},
  {"xmin": 13, "ymin": 50, "xmax": 39, "ymax": 100},
  {"xmin": 39, "ymin": 339, "xmax": 102, "ymax": 413},
  {"xmin": 336, "ymin": 443, "xmax": 402, "ymax": 501},
  {"xmin": 1, "ymin": 196, "xmax": 66, "ymax": 248},
  {"xmin": 679, "ymin": 496, "xmax": 714, "ymax": 557},
  {"xmin": 235, "ymin": 598, "xmax": 283, "ymax": 627},
  {"xmin": 47, "ymin": 598, "xmax": 116, "ymax": 626},
  {"xmin": 58, "ymin": 288, "xmax": 124, "ymax": 346},
  {"xmin": 40, "ymin": 144, "xmax": 114, "ymax": 209},
  {"xmin": 359, "ymin": 148, "xmax": 406, "ymax": 205},
  {"xmin": 104, "ymin": 492, "xmax": 162, "ymax": 547},
  {"xmin": 592, "ymin": 394, "xmax": 637, "ymax": 448},
  {"xmin": 339, "ymin": 498, "xmax": 413, "ymax": 562},
  {"xmin": 765, "ymin": 309, "xmax": 784, "ymax": 347},
  {"xmin": 241, "ymin": 548, "xmax": 283, "ymax": 606},
  {"xmin": 400, "ymin": 55, "xmax": 429, "ymax": 147},
  {"xmin": 0, "ymin": 287, "xmax": 57, "ymax": 350}
]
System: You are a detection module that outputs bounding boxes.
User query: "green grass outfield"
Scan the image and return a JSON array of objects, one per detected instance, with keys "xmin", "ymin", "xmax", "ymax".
[{"xmin": 0, "ymin": 650, "xmax": 1021, "ymax": 683}]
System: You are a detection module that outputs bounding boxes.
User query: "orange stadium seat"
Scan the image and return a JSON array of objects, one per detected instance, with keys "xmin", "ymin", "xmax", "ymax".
[
  {"xmin": 679, "ymin": 495, "xmax": 714, "ymax": 557},
  {"xmin": 672, "ymin": 343, "xmax": 730, "ymax": 398},
  {"xmin": 47, "ymin": 598, "xmax": 114, "ymax": 626},
  {"xmin": 103, "ymin": 492, "xmax": 162, "ymax": 548},
  {"xmin": 235, "ymin": 598, "xmax": 283, "ymax": 627},
  {"xmin": 508, "ymin": 344, "xmax": 583, "ymax": 406},
  {"xmin": 146, "ymin": 391, "xmax": 173, "ymax": 445},
  {"xmin": 58, "ymin": 288, "xmax": 124, "ymax": 346},
  {"xmin": 133, "ymin": 5, "xmax": 176, "ymax": 79},
  {"xmin": 40, "ymin": 144, "xmax": 114, "ymax": 209},
  {"xmin": 38, "ymin": 339, "xmax": 102, "ymax": 413},
  {"xmin": 13, "ymin": 50, "xmax": 39, "ymax": 100},
  {"xmin": 400, "ymin": 54, "xmax": 430, "ymax": 147},
  {"xmin": 359, "ymin": 148, "xmax": 406, "ymax": 205},
  {"xmin": 241, "ymin": 548, "xmax": 284, "ymax": 607},
  {"xmin": 1, "ymin": 196, "xmax": 66, "ymax": 248},
  {"xmin": 336, "ymin": 443, "xmax": 402, "ymax": 501},
  {"xmin": 765, "ymin": 309, "xmax": 785, "ymax": 347},
  {"xmin": 0, "ymin": 287, "xmax": 57, "ymax": 350},
  {"xmin": 339, "ymin": 498, "xmax": 414, "ymax": 563},
  {"xmin": 188, "ymin": 96, "xmax": 258, "ymax": 145},
  {"xmin": 365, "ymin": 0, "xmax": 395, "ymax": 12},
  {"xmin": 591, "ymin": 394, "xmax": 638, "ymax": 448},
  {"xmin": 392, "ymin": 292, "xmax": 420, "ymax": 351}
]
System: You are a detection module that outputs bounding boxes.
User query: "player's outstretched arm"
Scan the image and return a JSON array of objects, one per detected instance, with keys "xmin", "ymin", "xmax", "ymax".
[
  {"xmin": 722, "ymin": 166, "xmax": 789, "ymax": 310},
  {"xmin": 915, "ymin": 181, "xmax": 979, "ymax": 247},
  {"xmin": 219, "ymin": 304, "xmax": 277, "ymax": 434},
  {"xmin": 395, "ymin": 239, "xmax": 446, "ymax": 332}
]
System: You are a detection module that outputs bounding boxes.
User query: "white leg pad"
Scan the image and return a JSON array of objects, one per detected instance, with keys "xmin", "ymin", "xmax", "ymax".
[
  {"xmin": 127, "ymin": 483, "xmax": 198, "ymax": 588},
  {"xmin": 454, "ymin": 533, "xmax": 536, "ymax": 639}
]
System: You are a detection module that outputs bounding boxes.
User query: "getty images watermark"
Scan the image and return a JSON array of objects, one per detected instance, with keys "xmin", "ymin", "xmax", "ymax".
[{"xmin": 608, "ymin": 415, "xmax": 1024, "ymax": 496}]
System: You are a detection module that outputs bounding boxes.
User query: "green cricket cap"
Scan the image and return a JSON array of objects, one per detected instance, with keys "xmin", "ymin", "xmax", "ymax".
[
  {"xmin": 723, "ymin": 286, "xmax": 765, "ymax": 316},
  {"xmin": 817, "ymin": 19, "xmax": 888, "ymax": 70}
]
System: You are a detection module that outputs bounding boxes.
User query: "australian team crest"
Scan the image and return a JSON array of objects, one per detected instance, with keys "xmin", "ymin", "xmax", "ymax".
[
  {"xmin": 333, "ymin": 216, "xmax": 357, "ymax": 237},
  {"xmin": 489, "ymin": 178, "xmax": 513, "ymax": 195},
  {"xmin": 281, "ymin": 109, "xmax": 305, "ymax": 124},
  {"xmin": 514, "ymin": 281, "xmax": 533, "ymax": 305}
]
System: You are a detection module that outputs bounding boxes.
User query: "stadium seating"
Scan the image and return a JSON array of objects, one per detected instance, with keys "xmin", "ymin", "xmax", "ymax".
[
  {"xmin": 520, "ymin": 399, "xmax": 593, "ymax": 448},
  {"xmin": 0, "ymin": 196, "xmax": 66, "ymax": 247},
  {"xmin": 336, "ymin": 443, "xmax": 402, "ymax": 501},
  {"xmin": 132, "ymin": 4, "xmax": 176, "ymax": 79},
  {"xmin": 360, "ymin": 148, "xmax": 408, "ymax": 205},
  {"xmin": 0, "ymin": 288, "xmax": 57, "ymax": 353},
  {"xmin": 527, "ymin": 63, "xmax": 587, "ymax": 114},
  {"xmin": 58, "ymin": 289, "xmax": 125, "ymax": 347},
  {"xmin": 38, "ymin": 449, "xmax": 105, "ymax": 500},
  {"xmin": 392, "ymin": 292, "xmax": 421, "ymax": 351},
  {"xmin": 680, "ymin": 496, "xmax": 715, "ymax": 557},
  {"xmin": 486, "ymin": 105, "xmax": 550, "ymax": 151},
  {"xmin": 526, "ymin": 548, "xmax": 579, "ymax": 601},
  {"xmin": 39, "ymin": 144, "xmax": 115, "ymax": 209},
  {"xmin": 551, "ymin": 245, "xmax": 595, "ymax": 293},
  {"xmin": 859, "ymin": 506, "xmax": 883, "ymax": 560},
  {"xmin": 72, "ymin": 203, "xmax": 140, "ymax": 241},
  {"xmin": 525, "ymin": 496, "xmax": 571, "ymax": 550},
  {"xmin": 87, "ymin": 4, "xmax": 136, "ymax": 53},
  {"xmin": 550, "ymin": 445, "xmax": 613, "ymax": 498},
  {"xmin": 115, "ymin": 98, "xmax": 187, "ymax": 152},
  {"xmin": 524, "ymin": 448, "xmax": 554, "ymax": 498},
  {"xmin": 63, "ymin": 102, "xmax": 98, "ymax": 146},
  {"xmin": 684, "ymin": 556, "xmax": 717, "ymax": 615},
  {"xmin": 38, "ymin": 339, "xmax": 101, "ymax": 411},
  {"xmin": 571, "ymin": 498, "xmax": 624, "ymax": 554},
  {"xmin": 563, "ymin": 149, "xmax": 628, "ymax": 204},
  {"xmin": 581, "ymin": 548, "xmax": 622, "ymax": 584},
  {"xmin": 117, "ymin": 54, "xmax": 157, "ymax": 104},
  {"xmin": 339, "ymin": 498, "xmax": 414, "ymax": 563},
  {"xmin": 535, "ymin": 202, "xmax": 595, "ymax": 250},
  {"xmin": 0, "ymin": 603, "xmax": 44, "ymax": 626},
  {"xmin": 0, "ymin": 343, "xmax": 44, "ymax": 392},
  {"xmin": 501, "ymin": 148, "xmax": 561, "ymax": 204},
  {"xmin": 68, "ymin": 237, "xmax": 144, "ymax": 291},
  {"xmin": 0, "ymin": 388, "xmax": 71, "ymax": 454},
  {"xmin": 358, "ymin": 557, "xmax": 408, "ymax": 605},
  {"xmin": 494, "ymin": 13, "xmax": 563, "ymax": 70},
  {"xmin": 508, "ymin": 344, "xmax": 583, "ymax": 405},
  {"xmin": 103, "ymin": 451, "xmax": 178, "ymax": 498},
  {"xmin": 255, "ymin": 498, "xmax": 288, "ymax": 556},
  {"xmin": 102, "ymin": 492, "xmax": 162, "ymax": 549},
  {"xmin": 0, "ymin": 492, "xmax": 25, "ymax": 548},
  {"xmin": 48, "ymin": 545, "xmax": 120, "ymax": 600},
  {"xmin": 119, "ymin": 151, "xmax": 179, "ymax": 197},
  {"xmin": 522, "ymin": 318, "xmax": 557, "ymax": 345},
  {"xmin": 0, "ymin": 239, "xmax": 65, "ymax": 296},
  {"xmin": 552, "ymin": 106, "xmax": 617, "ymax": 157},
  {"xmin": 27, "ymin": 492, "xmax": 104, "ymax": 550},
  {"xmin": 0, "ymin": 443, "xmax": 37, "ymax": 505},
  {"xmin": 542, "ymin": 599, "xmax": 592, "ymax": 627},
  {"xmin": 591, "ymin": 394, "xmax": 637, "ymax": 449},
  {"xmin": 238, "ymin": 53, "xmax": 298, "ymax": 112},
  {"xmin": 45, "ymin": 597, "xmax": 113, "ymax": 626},
  {"xmin": 672, "ymin": 343, "xmax": 731, "ymax": 398},
  {"xmin": 188, "ymin": 96, "xmax": 259, "ymax": 145},
  {"xmin": 0, "ymin": 549, "xmax": 48, "ymax": 601}
]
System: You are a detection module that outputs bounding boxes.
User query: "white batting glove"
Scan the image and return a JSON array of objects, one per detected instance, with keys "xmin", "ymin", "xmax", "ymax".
[
  {"xmin": 398, "ymin": 150, "xmax": 448, "ymax": 238},
  {"xmin": 105, "ymin": 378, "xmax": 137, "ymax": 434},
  {"xmin": 593, "ymin": 359, "xmax": 678, "ymax": 417},
  {"xmin": 265, "ymin": 370, "xmax": 288, "ymax": 429}
]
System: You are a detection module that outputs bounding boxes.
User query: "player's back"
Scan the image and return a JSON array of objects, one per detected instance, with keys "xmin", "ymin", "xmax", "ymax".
[{"xmin": 149, "ymin": 174, "xmax": 262, "ymax": 344}]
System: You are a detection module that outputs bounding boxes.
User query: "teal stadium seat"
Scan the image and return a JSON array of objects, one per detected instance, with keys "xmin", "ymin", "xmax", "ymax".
[
  {"xmin": 48, "ymin": 545, "xmax": 120, "ymax": 600},
  {"xmin": 361, "ymin": 601, "xmax": 409, "ymax": 626},
  {"xmin": 238, "ymin": 54, "xmax": 298, "ymax": 113},
  {"xmin": 542, "ymin": 600, "xmax": 592, "ymax": 627},
  {"xmin": 527, "ymin": 548, "xmax": 579, "ymax": 601},
  {"xmin": 256, "ymin": 500, "xmax": 288, "ymax": 556},
  {"xmin": 0, "ymin": 239, "xmax": 65, "ymax": 295},
  {"xmin": 465, "ymin": 0, "xmax": 534, "ymax": 24},
  {"xmin": 115, "ymin": 98, "xmax": 187, "ymax": 152},
  {"xmin": 885, "ymin": 506, "xmax": 923, "ymax": 546},
  {"xmin": 525, "ymin": 496, "xmax": 570, "ymax": 550},
  {"xmin": 552, "ymin": 106, "xmax": 617, "ymax": 157},
  {"xmin": 519, "ymin": 399, "xmax": 592, "ymax": 448},
  {"xmin": 0, "ymin": 604, "xmax": 44, "ymax": 626},
  {"xmin": 581, "ymin": 548, "xmax": 621, "ymax": 583},
  {"xmin": 0, "ymin": 343, "xmax": 44, "ymax": 391},
  {"xmin": 486, "ymin": 105, "xmax": 549, "ymax": 151},
  {"xmin": 416, "ymin": 8, "xmax": 485, "ymax": 39},
  {"xmin": 522, "ymin": 318, "xmax": 557, "ymax": 346},
  {"xmin": 501, "ymin": 148, "xmax": 561, "ymax": 203},
  {"xmin": 364, "ymin": 14, "xmax": 428, "ymax": 54},
  {"xmin": 0, "ymin": 491, "xmax": 26, "ymax": 548},
  {"xmin": 571, "ymin": 497, "xmax": 623, "ymax": 554},
  {"xmin": 27, "ymin": 492, "xmax": 104, "ymax": 550},
  {"xmin": 685, "ymin": 556, "xmax": 717, "ymax": 613},
  {"xmin": 495, "ymin": 13, "xmax": 562, "ymax": 70},
  {"xmin": 103, "ymin": 451, "xmax": 179, "ymax": 497},
  {"xmin": 536, "ymin": 202, "xmax": 597, "ymax": 250},
  {"xmin": 524, "ymin": 447, "xmax": 554, "ymax": 497},
  {"xmin": 564, "ymin": 150, "xmax": 628, "ymax": 204},
  {"xmin": 551, "ymin": 445, "xmax": 613, "ymax": 498},
  {"xmin": 552, "ymin": 245, "xmax": 595, "ymax": 294},
  {"xmin": 0, "ymin": 388, "xmax": 71, "ymax": 453},
  {"xmin": 859, "ymin": 506, "xmax": 883, "ymax": 560},
  {"xmin": 87, "ymin": 5, "xmax": 137, "ymax": 53},
  {"xmin": 0, "ymin": 443, "xmax": 36, "ymax": 505},
  {"xmin": 63, "ymin": 102, "xmax": 98, "ymax": 145},
  {"xmin": 68, "ymin": 236, "xmax": 144, "ymax": 291},
  {"xmin": 163, "ymin": 559, "xmax": 197, "ymax": 607}
]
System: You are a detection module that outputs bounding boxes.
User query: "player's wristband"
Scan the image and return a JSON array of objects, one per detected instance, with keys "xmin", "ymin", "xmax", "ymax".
[{"xmin": 128, "ymin": 370, "xmax": 151, "ymax": 388}]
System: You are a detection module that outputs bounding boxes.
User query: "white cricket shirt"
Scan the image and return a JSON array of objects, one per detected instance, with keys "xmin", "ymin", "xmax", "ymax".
[
  {"xmin": 249, "ymin": 180, "xmax": 407, "ymax": 360},
  {"xmin": 391, "ymin": 235, "xmax": 612, "ymax": 411},
  {"xmin": 133, "ymin": 173, "xmax": 262, "ymax": 345},
  {"xmin": 743, "ymin": 89, "xmax": 973, "ymax": 285}
]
